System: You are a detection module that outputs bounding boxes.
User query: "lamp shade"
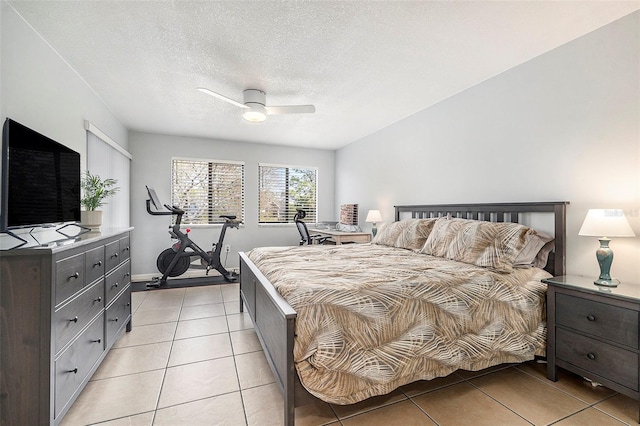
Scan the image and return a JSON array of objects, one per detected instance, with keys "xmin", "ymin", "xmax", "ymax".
[
  {"xmin": 366, "ymin": 210, "xmax": 383, "ymax": 223},
  {"xmin": 578, "ymin": 209, "xmax": 635, "ymax": 238}
]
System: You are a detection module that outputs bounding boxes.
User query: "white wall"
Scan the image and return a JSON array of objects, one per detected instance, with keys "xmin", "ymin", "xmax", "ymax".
[
  {"xmin": 0, "ymin": 2, "xmax": 127, "ymax": 160},
  {"xmin": 336, "ymin": 12, "xmax": 640, "ymax": 284},
  {"xmin": 128, "ymin": 131, "xmax": 335, "ymax": 277}
]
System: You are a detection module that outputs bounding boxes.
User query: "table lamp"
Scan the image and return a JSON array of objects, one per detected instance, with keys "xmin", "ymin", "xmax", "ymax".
[
  {"xmin": 578, "ymin": 209, "xmax": 635, "ymax": 287},
  {"xmin": 366, "ymin": 210, "xmax": 383, "ymax": 236}
]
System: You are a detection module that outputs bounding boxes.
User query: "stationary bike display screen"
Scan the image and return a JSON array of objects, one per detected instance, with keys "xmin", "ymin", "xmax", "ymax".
[{"xmin": 147, "ymin": 187, "xmax": 163, "ymax": 211}]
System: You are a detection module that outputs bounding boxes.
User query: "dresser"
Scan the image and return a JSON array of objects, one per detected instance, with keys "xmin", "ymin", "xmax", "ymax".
[
  {"xmin": 0, "ymin": 228, "xmax": 133, "ymax": 425},
  {"xmin": 544, "ymin": 275, "xmax": 639, "ymax": 421}
]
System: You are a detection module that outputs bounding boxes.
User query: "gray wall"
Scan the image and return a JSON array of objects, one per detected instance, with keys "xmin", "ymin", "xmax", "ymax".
[
  {"xmin": 128, "ymin": 131, "xmax": 335, "ymax": 277},
  {"xmin": 0, "ymin": 2, "xmax": 128, "ymax": 248},
  {"xmin": 0, "ymin": 2, "xmax": 127, "ymax": 161},
  {"xmin": 336, "ymin": 12, "xmax": 640, "ymax": 283}
]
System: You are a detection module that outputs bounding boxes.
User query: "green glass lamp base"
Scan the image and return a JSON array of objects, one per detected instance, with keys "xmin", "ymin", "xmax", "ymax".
[
  {"xmin": 593, "ymin": 237, "xmax": 619, "ymax": 287},
  {"xmin": 593, "ymin": 278, "xmax": 619, "ymax": 287}
]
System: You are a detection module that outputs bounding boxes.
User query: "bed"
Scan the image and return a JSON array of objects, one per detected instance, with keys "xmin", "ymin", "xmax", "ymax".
[{"xmin": 239, "ymin": 202, "xmax": 568, "ymax": 425}]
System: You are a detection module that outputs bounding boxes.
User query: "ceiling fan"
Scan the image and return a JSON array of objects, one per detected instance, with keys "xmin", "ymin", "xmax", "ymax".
[{"xmin": 197, "ymin": 87, "xmax": 316, "ymax": 122}]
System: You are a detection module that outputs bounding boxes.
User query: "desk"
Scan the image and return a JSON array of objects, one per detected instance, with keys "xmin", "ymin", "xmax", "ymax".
[{"xmin": 308, "ymin": 229, "xmax": 372, "ymax": 244}]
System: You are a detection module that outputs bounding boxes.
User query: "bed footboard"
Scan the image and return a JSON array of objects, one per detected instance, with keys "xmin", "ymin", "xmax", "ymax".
[{"xmin": 239, "ymin": 252, "xmax": 297, "ymax": 426}]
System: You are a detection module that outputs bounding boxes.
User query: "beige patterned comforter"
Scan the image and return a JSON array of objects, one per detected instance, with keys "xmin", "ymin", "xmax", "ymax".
[{"xmin": 247, "ymin": 244, "xmax": 551, "ymax": 405}]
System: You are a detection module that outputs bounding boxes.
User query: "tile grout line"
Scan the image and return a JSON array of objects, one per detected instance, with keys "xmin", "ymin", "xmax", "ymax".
[
  {"xmin": 224, "ymin": 289, "xmax": 251, "ymax": 426},
  {"xmin": 462, "ymin": 369, "xmax": 535, "ymax": 426},
  {"xmin": 149, "ymin": 288, "xmax": 187, "ymax": 424},
  {"xmin": 514, "ymin": 364, "xmax": 622, "ymax": 406},
  {"xmin": 403, "ymin": 396, "xmax": 441, "ymax": 425}
]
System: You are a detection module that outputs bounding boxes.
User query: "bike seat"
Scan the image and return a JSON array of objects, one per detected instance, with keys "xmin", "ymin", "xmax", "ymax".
[{"xmin": 220, "ymin": 215, "xmax": 237, "ymax": 220}]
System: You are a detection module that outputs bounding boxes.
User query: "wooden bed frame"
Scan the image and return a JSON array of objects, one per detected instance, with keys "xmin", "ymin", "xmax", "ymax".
[{"xmin": 239, "ymin": 201, "xmax": 568, "ymax": 425}]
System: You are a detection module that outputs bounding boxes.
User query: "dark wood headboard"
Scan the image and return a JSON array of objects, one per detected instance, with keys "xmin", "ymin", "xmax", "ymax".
[{"xmin": 394, "ymin": 202, "xmax": 569, "ymax": 277}]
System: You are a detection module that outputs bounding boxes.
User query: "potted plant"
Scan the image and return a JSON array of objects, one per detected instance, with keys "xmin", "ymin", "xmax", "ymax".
[{"xmin": 80, "ymin": 171, "xmax": 119, "ymax": 230}]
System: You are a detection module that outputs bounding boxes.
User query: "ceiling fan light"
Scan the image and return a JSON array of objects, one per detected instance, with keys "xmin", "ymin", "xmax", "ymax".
[{"xmin": 243, "ymin": 104, "xmax": 267, "ymax": 122}]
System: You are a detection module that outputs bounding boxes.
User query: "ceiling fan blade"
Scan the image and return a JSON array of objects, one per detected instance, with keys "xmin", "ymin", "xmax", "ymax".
[
  {"xmin": 266, "ymin": 105, "xmax": 316, "ymax": 115},
  {"xmin": 197, "ymin": 87, "xmax": 248, "ymax": 109}
]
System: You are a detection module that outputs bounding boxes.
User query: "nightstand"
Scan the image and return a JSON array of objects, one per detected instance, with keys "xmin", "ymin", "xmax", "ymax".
[{"xmin": 543, "ymin": 275, "xmax": 639, "ymax": 422}]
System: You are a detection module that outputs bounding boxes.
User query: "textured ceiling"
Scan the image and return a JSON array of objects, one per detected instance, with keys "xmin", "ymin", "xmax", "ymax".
[{"xmin": 7, "ymin": 1, "xmax": 640, "ymax": 149}]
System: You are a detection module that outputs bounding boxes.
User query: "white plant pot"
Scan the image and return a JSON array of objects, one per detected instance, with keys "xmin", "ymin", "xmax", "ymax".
[{"xmin": 81, "ymin": 210, "xmax": 102, "ymax": 230}]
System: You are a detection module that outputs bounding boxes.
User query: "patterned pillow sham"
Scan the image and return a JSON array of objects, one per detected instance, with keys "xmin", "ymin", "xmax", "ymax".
[
  {"xmin": 420, "ymin": 217, "xmax": 552, "ymax": 273},
  {"xmin": 513, "ymin": 231, "xmax": 554, "ymax": 268},
  {"xmin": 371, "ymin": 218, "xmax": 437, "ymax": 251}
]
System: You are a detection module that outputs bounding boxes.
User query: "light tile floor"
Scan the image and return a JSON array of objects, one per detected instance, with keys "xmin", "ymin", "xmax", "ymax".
[{"xmin": 61, "ymin": 283, "xmax": 639, "ymax": 425}]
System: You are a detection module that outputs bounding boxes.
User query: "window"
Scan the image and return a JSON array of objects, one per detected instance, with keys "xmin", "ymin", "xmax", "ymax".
[
  {"xmin": 259, "ymin": 164, "xmax": 317, "ymax": 224},
  {"xmin": 171, "ymin": 158, "xmax": 244, "ymax": 225}
]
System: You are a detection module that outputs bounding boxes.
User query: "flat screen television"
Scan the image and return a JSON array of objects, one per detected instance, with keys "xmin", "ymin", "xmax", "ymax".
[{"xmin": 1, "ymin": 118, "xmax": 81, "ymax": 232}]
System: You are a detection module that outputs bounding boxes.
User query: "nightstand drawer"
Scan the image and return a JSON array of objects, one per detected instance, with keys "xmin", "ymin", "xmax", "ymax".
[
  {"xmin": 556, "ymin": 327, "xmax": 638, "ymax": 391},
  {"xmin": 556, "ymin": 293, "xmax": 638, "ymax": 348}
]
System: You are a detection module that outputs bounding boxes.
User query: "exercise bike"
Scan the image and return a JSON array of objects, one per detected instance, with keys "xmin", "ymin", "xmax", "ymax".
[{"xmin": 145, "ymin": 186, "xmax": 240, "ymax": 287}]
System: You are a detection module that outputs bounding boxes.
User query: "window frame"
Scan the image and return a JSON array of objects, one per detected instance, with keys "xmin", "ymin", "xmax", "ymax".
[
  {"xmin": 258, "ymin": 162, "xmax": 318, "ymax": 226},
  {"xmin": 171, "ymin": 157, "xmax": 245, "ymax": 227}
]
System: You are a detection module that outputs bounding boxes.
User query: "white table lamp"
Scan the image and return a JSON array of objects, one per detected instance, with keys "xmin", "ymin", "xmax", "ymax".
[
  {"xmin": 366, "ymin": 210, "xmax": 383, "ymax": 236},
  {"xmin": 578, "ymin": 209, "xmax": 635, "ymax": 287}
]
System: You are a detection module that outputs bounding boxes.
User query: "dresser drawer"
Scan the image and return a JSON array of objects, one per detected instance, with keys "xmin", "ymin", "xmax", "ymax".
[
  {"xmin": 85, "ymin": 245, "xmax": 105, "ymax": 285},
  {"xmin": 54, "ymin": 315, "xmax": 104, "ymax": 418},
  {"xmin": 105, "ymin": 261, "xmax": 131, "ymax": 305},
  {"xmin": 556, "ymin": 293, "xmax": 639, "ymax": 349},
  {"xmin": 105, "ymin": 285, "xmax": 131, "ymax": 347},
  {"xmin": 104, "ymin": 240, "xmax": 121, "ymax": 273},
  {"xmin": 556, "ymin": 327, "xmax": 638, "ymax": 391},
  {"xmin": 119, "ymin": 235, "xmax": 131, "ymax": 262},
  {"xmin": 54, "ymin": 279, "xmax": 104, "ymax": 354},
  {"xmin": 55, "ymin": 253, "xmax": 85, "ymax": 306}
]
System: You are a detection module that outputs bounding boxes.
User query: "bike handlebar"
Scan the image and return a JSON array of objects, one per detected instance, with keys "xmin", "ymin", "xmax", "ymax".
[{"xmin": 147, "ymin": 196, "xmax": 240, "ymax": 229}]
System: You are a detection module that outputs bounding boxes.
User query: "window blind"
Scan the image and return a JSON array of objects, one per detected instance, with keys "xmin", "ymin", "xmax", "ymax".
[
  {"xmin": 171, "ymin": 158, "xmax": 244, "ymax": 225},
  {"xmin": 258, "ymin": 164, "xmax": 317, "ymax": 223},
  {"xmin": 86, "ymin": 125, "xmax": 131, "ymax": 228}
]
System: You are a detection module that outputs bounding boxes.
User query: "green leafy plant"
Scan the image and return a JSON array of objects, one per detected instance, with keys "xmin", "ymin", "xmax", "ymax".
[{"xmin": 81, "ymin": 171, "xmax": 119, "ymax": 211}]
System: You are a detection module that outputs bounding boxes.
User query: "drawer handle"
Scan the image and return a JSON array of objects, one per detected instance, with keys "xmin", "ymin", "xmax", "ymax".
[
  {"xmin": 112, "ymin": 253, "xmax": 119, "ymax": 259},
  {"xmin": 69, "ymin": 316, "xmax": 78, "ymax": 323},
  {"xmin": 94, "ymin": 296, "xmax": 102, "ymax": 303},
  {"xmin": 110, "ymin": 317, "xmax": 119, "ymax": 322},
  {"xmin": 91, "ymin": 338, "xmax": 102, "ymax": 344},
  {"xmin": 586, "ymin": 314, "xmax": 596, "ymax": 321},
  {"xmin": 124, "ymin": 273, "xmax": 130, "ymax": 278},
  {"xmin": 68, "ymin": 367, "xmax": 78, "ymax": 374},
  {"xmin": 124, "ymin": 246, "xmax": 130, "ymax": 252},
  {"xmin": 586, "ymin": 352, "xmax": 596, "ymax": 361},
  {"xmin": 94, "ymin": 260, "xmax": 103, "ymax": 267},
  {"xmin": 125, "ymin": 303, "xmax": 131, "ymax": 307},
  {"xmin": 69, "ymin": 272, "xmax": 80, "ymax": 280},
  {"xmin": 113, "ymin": 283, "xmax": 119, "ymax": 288}
]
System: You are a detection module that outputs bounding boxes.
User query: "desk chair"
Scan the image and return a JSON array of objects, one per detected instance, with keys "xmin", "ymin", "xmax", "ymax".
[{"xmin": 294, "ymin": 210, "xmax": 329, "ymax": 245}]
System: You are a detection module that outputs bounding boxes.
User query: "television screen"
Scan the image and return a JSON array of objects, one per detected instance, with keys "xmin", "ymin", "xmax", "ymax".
[{"xmin": 1, "ymin": 118, "xmax": 81, "ymax": 231}]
